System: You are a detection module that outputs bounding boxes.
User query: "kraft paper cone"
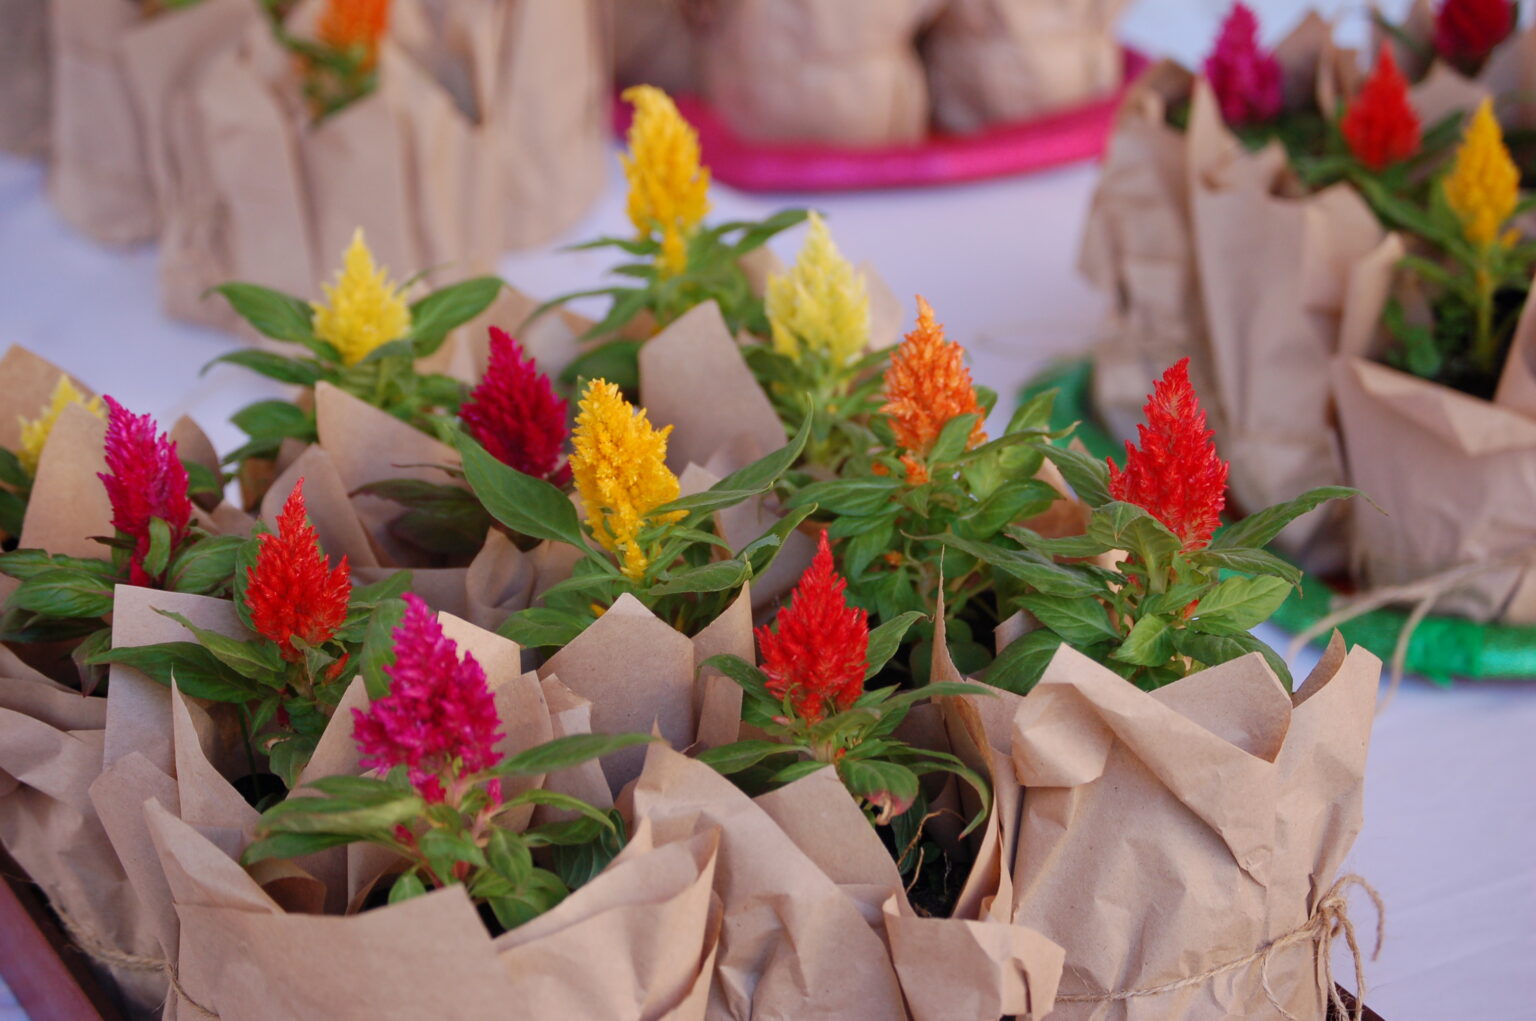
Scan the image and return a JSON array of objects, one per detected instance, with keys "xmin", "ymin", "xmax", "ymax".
[
  {"xmin": 924, "ymin": 0, "xmax": 1127, "ymax": 133},
  {"xmin": 0, "ymin": 0, "xmax": 48, "ymax": 156},
  {"xmin": 611, "ymin": 0, "xmax": 702, "ymax": 94},
  {"xmin": 47, "ymin": 0, "xmax": 157, "ymax": 244},
  {"xmin": 17, "ymin": 401, "xmax": 113, "ymax": 562},
  {"xmin": 698, "ymin": 0, "xmax": 937, "ymax": 146},
  {"xmin": 629, "ymin": 742, "xmax": 911, "ymax": 1019},
  {"xmin": 1009, "ymin": 639, "xmax": 1379, "ymax": 1020}
]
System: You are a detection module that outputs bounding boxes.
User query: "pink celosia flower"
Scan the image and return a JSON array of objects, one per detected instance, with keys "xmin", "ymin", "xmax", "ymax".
[
  {"xmin": 352, "ymin": 594, "xmax": 505, "ymax": 803},
  {"xmin": 97, "ymin": 396, "xmax": 192, "ymax": 587},
  {"xmin": 459, "ymin": 327, "xmax": 570, "ymax": 484},
  {"xmin": 1203, "ymin": 3, "xmax": 1284, "ymax": 126}
]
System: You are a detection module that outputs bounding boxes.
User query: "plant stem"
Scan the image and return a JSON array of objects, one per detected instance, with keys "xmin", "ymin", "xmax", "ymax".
[{"xmin": 1473, "ymin": 261, "xmax": 1497, "ymax": 375}]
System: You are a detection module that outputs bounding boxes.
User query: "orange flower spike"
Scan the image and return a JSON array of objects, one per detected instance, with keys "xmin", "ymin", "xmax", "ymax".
[
  {"xmin": 318, "ymin": 0, "xmax": 390, "ymax": 63},
  {"xmin": 880, "ymin": 295, "xmax": 986, "ymax": 482},
  {"xmin": 245, "ymin": 479, "xmax": 353, "ymax": 662}
]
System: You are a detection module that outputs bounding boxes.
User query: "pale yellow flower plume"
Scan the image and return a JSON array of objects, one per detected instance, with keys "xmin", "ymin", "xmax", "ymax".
[
  {"xmin": 569, "ymin": 379, "xmax": 684, "ymax": 581},
  {"xmin": 1444, "ymin": 99, "xmax": 1520, "ymax": 248},
  {"xmin": 18, "ymin": 375, "xmax": 103, "ymax": 476},
  {"xmin": 766, "ymin": 212, "xmax": 869, "ymax": 365},
  {"xmin": 311, "ymin": 229, "xmax": 413, "ymax": 366},
  {"xmin": 621, "ymin": 85, "xmax": 711, "ymax": 278}
]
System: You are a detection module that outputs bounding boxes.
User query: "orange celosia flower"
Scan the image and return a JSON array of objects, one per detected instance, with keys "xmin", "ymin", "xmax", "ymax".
[
  {"xmin": 880, "ymin": 296, "xmax": 986, "ymax": 483},
  {"xmin": 318, "ymin": 0, "xmax": 389, "ymax": 63}
]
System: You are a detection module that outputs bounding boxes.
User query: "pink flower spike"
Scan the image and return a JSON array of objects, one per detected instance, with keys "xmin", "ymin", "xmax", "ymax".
[
  {"xmin": 97, "ymin": 396, "xmax": 192, "ymax": 587},
  {"xmin": 460, "ymin": 327, "xmax": 571, "ymax": 484},
  {"xmin": 1203, "ymin": 3, "xmax": 1284, "ymax": 127},
  {"xmin": 351, "ymin": 594, "xmax": 505, "ymax": 803}
]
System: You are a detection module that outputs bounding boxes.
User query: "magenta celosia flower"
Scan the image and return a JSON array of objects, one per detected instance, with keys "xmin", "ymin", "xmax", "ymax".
[
  {"xmin": 97, "ymin": 396, "xmax": 192, "ymax": 587},
  {"xmin": 1203, "ymin": 2, "xmax": 1284, "ymax": 126},
  {"xmin": 351, "ymin": 594, "xmax": 505, "ymax": 803},
  {"xmin": 459, "ymin": 327, "xmax": 570, "ymax": 484}
]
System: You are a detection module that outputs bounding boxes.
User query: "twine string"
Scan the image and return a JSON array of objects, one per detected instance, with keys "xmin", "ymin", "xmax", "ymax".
[
  {"xmin": 52, "ymin": 907, "xmax": 219, "ymax": 1019},
  {"xmin": 1056, "ymin": 875, "xmax": 1384, "ymax": 1021}
]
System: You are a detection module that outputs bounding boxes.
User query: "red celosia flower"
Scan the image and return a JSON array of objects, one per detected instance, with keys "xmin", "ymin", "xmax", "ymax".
[
  {"xmin": 1203, "ymin": 3, "xmax": 1283, "ymax": 127},
  {"xmin": 1434, "ymin": 0, "xmax": 1515, "ymax": 70},
  {"xmin": 1342, "ymin": 49, "xmax": 1422, "ymax": 171},
  {"xmin": 245, "ymin": 479, "xmax": 352, "ymax": 662},
  {"xmin": 352, "ymin": 594, "xmax": 504, "ymax": 803},
  {"xmin": 1107, "ymin": 359, "xmax": 1230, "ymax": 551},
  {"xmin": 97, "ymin": 397, "xmax": 191, "ymax": 587},
  {"xmin": 755, "ymin": 532, "xmax": 869, "ymax": 725},
  {"xmin": 318, "ymin": 0, "xmax": 390, "ymax": 57},
  {"xmin": 459, "ymin": 327, "xmax": 570, "ymax": 484}
]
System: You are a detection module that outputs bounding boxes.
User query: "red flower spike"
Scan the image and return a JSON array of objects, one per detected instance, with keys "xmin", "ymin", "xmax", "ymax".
[
  {"xmin": 1203, "ymin": 3, "xmax": 1283, "ymax": 127},
  {"xmin": 1342, "ymin": 49, "xmax": 1422, "ymax": 171},
  {"xmin": 1435, "ymin": 0, "xmax": 1515, "ymax": 70},
  {"xmin": 1107, "ymin": 359, "xmax": 1230, "ymax": 551},
  {"xmin": 352, "ymin": 594, "xmax": 505, "ymax": 803},
  {"xmin": 460, "ymin": 327, "xmax": 571, "ymax": 484},
  {"xmin": 755, "ymin": 532, "xmax": 870, "ymax": 725},
  {"xmin": 98, "ymin": 397, "xmax": 191, "ymax": 587},
  {"xmin": 245, "ymin": 479, "xmax": 352, "ymax": 662}
]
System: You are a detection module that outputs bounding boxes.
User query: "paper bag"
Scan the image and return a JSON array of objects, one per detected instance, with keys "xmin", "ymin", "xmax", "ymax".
[{"xmin": 0, "ymin": 0, "xmax": 48, "ymax": 155}]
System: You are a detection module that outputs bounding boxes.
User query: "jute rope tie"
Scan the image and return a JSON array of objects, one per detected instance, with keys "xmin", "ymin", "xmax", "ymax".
[
  {"xmin": 1286, "ymin": 546, "xmax": 1536, "ymax": 713},
  {"xmin": 1056, "ymin": 875, "xmax": 1384, "ymax": 1021},
  {"xmin": 53, "ymin": 906, "xmax": 220, "ymax": 1019}
]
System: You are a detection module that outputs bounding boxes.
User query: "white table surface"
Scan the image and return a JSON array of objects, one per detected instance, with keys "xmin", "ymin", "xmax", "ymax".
[{"xmin": 2, "ymin": 2, "xmax": 1533, "ymax": 1019}]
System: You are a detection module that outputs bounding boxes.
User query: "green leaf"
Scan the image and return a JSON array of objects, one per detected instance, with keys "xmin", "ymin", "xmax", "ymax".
[
  {"xmin": 548, "ymin": 809, "xmax": 626, "ymax": 890},
  {"xmin": 87, "ymin": 642, "xmax": 256, "ymax": 702},
  {"xmin": 209, "ymin": 284, "xmax": 318, "ymax": 346},
  {"xmin": 0, "ymin": 447, "xmax": 28, "ymax": 489},
  {"xmin": 505, "ymin": 789, "xmax": 617, "ymax": 831},
  {"xmin": 208, "ymin": 351, "xmax": 324, "ymax": 388},
  {"xmin": 240, "ymin": 831, "xmax": 357, "ymax": 865},
  {"xmin": 142, "ymin": 518, "xmax": 173, "ymax": 582},
  {"xmin": 785, "ymin": 477, "xmax": 902, "ymax": 516},
  {"xmin": 0, "ymin": 550, "xmax": 114, "ymax": 583},
  {"xmin": 1043, "ymin": 444, "xmax": 1111, "ymax": 507},
  {"xmin": 258, "ymin": 791, "xmax": 425, "ymax": 835},
  {"xmin": 1016, "ymin": 594, "xmax": 1119, "ymax": 645},
  {"xmin": 864, "ymin": 611, "xmax": 924, "ymax": 680},
  {"xmin": 696, "ymin": 740, "xmax": 796, "ymax": 776},
  {"xmin": 361, "ymin": 597, "xmax": 408, "ymax": 699},
  {"xmin": 561, "ymin": 339, "xmax": 646, "ymax": 394},
  {"xmin": 388, "ymin": 872, "xmax": 428, "ymax": 904},
  {"xmin": 231, "ymin": 400, "xmax": 313, "ymax": 443},
  {"xmin": 1111, "ymin": 614, "xmax": 1174, "ymax": 667},
  {"xmin": 349, "ymin": 570, "xmax": 413, "ymax": 609},
  {"xmin": 933, "ymin": 532, "xmax": 1101, "ymax": 597},
  {"xmin": 1187, "ymin": 547, "xmax": 1302, "ymax": 586},
  {"xmin": 0, "ymin": 489, "xmax": 24, "ymax": 540},
  {"xmin": 1210, "ymin": 487, "xmax": 1358, "ymax": 551},
  {"xmin": 741, "ymin": 505, "xmax": 816, "ymax": 578},
  {"xmin": 1190, "ymin": 575, "xmax": 1294, "ymax": 634},
  {"xmin": 153, "ymin": 609, "xmax": 285, "ymax": 681},
  {"xmin": 1171, "ymin": 628, "xmax": 1293, "ymax": 691},
  {"xmin": 957, "ymin": 479, "xmax": 1060, "ymax": 540},
  {"xmin": 231, "ymin": 533, "xmax": 262, "ymax": 630},
  {"xmin": 407, "ymin": 277, "xmax": 503, "ymax": 356},
  {"xmin": 457, "ymin": 433, "xmax": 588, "ymax": 549},
  {"xmin": 928, "ymin": 413, "xmax": 981, "ymax": 464},
  {"xmin": 1087, "ymin": 502, "xmax": 1182, "ymax": 582},
  {"xmin": 491, "ymin": 732, "xmax": 658, "ymax": 778},
  {"xmin": 839, "ymin": 758, "xmax": 920, "ymax": 820},
  {"xmin": 498, "ymin": 607, "xmax": 591, "ymax": 649},
  {"xmin": 697, "ymin": 653, "xmax": 775, "ymax": 704},
  {"xmin": 653, "ymin": 414, "xmax": 812, "ymax": 519},
  {"xmin": 984, "ymin": 630, "xmax": 1065, "ymax": 694},
  {"xmin": 647, "ymin": 558, "xmax": 751, "ymax": 597},
  {"xmin": 8, "ymin": 568, "xmax": 114, "ymax": 618}
]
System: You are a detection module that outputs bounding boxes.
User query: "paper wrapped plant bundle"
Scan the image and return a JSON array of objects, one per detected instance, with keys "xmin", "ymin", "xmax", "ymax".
[
  {"xmin": 0, "ymin": 0, "xmax": 49, "ymax": 156},
  {"xmin": 1080, "ymin": 0, "xmax": 1536, "ymax": 628},
  {"xmin": 611, "ymin": 0, "xmax": 1128, "ymax": 143}
]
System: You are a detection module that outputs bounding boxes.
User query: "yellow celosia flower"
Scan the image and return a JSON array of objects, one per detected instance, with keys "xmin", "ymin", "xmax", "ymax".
[
  {"xmin": 1443, "ymin": 99, "xmax": 1520, "ymax": 248},
  {"xmin": 311, "ymin": 229, "xmax": 412, "ymax": 366},
  {"xmin": 569, "ymin": 379, "xmax": 684, "ymax": 581},
  {"xmin": 765, "ymin": 212, "xmax": 869, "ymax": 365},
  {"xmin": 18, "ymin": 375, "xmax": 103, "ymax": 476},
  {"xmin": 621, "ymin": 85, "xmax": 711, "ymax": 278}
]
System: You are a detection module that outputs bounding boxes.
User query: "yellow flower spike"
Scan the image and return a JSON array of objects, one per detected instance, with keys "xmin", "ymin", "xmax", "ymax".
[
  {"xmin": 311, "ymin": 228, "xmax": 413, "ymax": 366},
  {"xmin": 568, "ymin": 379, "xmax": 684, "ymax": 581},
  {"xmin": 621, "ymin": 86, "xmax": 711, "ymax": 278},
  {"xmin": 1443, "ymin": 99, "xmax": 1520, "ymax": 248},
  {"xmin": 765, "ymin": 212, "xmax": 870, "ymax": 365},
  {"xmin": 18, "ymin": 375, "xmax": 103, "ymax": 476}
]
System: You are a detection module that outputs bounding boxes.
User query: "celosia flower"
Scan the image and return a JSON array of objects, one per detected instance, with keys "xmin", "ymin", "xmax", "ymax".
[
  {"xmin": 1203, "ymin": 2, "xmax": 1283, "ymax": 126},
  {"xmin": 1342, "ymin": 49, "xmax": 1421, "ymax": 171},
  {"xmin": 880, "ymin": 296, "xmax": 986, "ymax": 484},
  {"xmin": 1443, "ymin": 99, "xmax": 1520, "ymax": 248},
  {"xmin": 1434, "ymin": 0, "xmax": 1515, "ymax": 70},
  {"xmin": 352, "ymin": 594, "xmax": 504, "ymax": 803},
  {"xmin": 568, "ymin": 379, "xmax": 682, "ymax": 581},
  {"xmin": 460, "ymin": 327, "xmax": 570, "ymax": 484},
  {"xmin": 765, "ymin": 212, "xmax": 870, "ymax": 365},
  {"xmin": 756, "ymin": 532, "xmax": 869, "ymax": 725},
  {"xmin": 18, "ymin": 375, "xmax": 103, "ymax": 476},
  {"xmin": 621, "ymin": 85, "xmax": 711, "ymax": 277},
  {"xmin": 1107, "ymin": 359, "xmax": 1229, "ymax": 551},
  {"xmin": 245, "ymin": 479, "xmax": 352, "ymax": 662},
  {"xmin": 311, "ymin": 229, "xmax": 412, "ymax": 366},
  {"xmin": 318, "ymin": 0, "xmax": 390, "ymax": 65},
  {"xmin": 98, "ymin": 397, "xmax": 191, "ymax": 586}
]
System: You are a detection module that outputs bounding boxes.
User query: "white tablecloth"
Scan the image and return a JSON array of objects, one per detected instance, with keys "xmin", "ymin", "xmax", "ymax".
[{"xmin": 2, "ymin": 1, "xmax": 1533, "ymax": 1018}]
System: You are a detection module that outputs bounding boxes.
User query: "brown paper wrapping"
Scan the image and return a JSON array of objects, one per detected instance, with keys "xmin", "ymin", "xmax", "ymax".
[
  {"xmin": 698, "ymin": 0, "xmax": 939, "ymax": 146},
  {"xmin": 611, "ymin": 0, "xmax": 702, "ymax": 95},
  {"xmin": 0, "ymin": 0, "xmax": 49, "ymax": 156},
  {"xmin": 923, "ymin": 0, "xmax": 1127, "ymax": 133},
  {"xmin": 1009, "ymin": 638, "xmax": 1379, "ymax": 1019}
]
